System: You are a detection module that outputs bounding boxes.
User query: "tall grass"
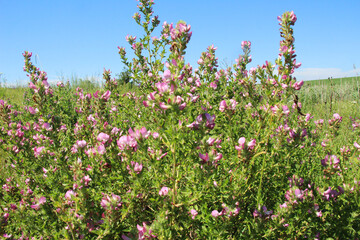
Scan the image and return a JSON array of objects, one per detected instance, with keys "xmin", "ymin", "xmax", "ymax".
[
  {"xmin": 298, "ymin": 76, "xmax": 360, "ymax": 148},
  {"xmin": 68, "ymin": 75, "xmax": 102, "ymax": 92},
  {"xmin": 299, "ymin": 76, "xmax": 360, "ymax": 118}
]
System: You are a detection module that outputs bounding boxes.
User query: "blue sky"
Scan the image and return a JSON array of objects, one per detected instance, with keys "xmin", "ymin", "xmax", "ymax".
[{"xmin": 1, "ymin": 0, "xmax": 359, "ymax": 85}]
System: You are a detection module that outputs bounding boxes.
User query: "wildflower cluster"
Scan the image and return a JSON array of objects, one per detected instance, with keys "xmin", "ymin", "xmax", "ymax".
[{"xmin": 1, "ymin": 1, "xmax": 360, "ymax": 239}]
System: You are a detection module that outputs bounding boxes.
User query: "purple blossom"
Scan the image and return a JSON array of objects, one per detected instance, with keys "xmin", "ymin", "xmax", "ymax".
[
  {"xmin": 321, "ymin": 155, "xmax": 340, "ymax": 169},
  {"xmin": 207, "ymin": 137, "xmax": 216, "ymax": 146},
  {"xmin": 83, "ymin": 175, "xmax": 92, "ymax": 186},
  {"xmin": 97, "ymin": 132, "xmax": 110, "ymax": 143},
  {"xmin": 199, "ymin": 153, "xmax": 209, "ymax": 163},
  {"xmin": 235, "ymin": 137, "xmax": 246, "ymax": 151},
  {"xmin": 241, "ymin": 40, "xmax": 251, "ymax": 50},
  {"xmin": 101, "ymin": 90, "xmax": 111, "ymax": 101},
  {"xmin": 190, "ymin": 209, "xmax": 198, "ymax": 219},
  {"xmin": 247, "ymin": 139, "xmax": 256, "ymax": 150},
  {"xmin": 31, "ymin": 196, "xmax": 46, "ymax": 210},
  {"xmin": 97, "ymin": 144, "xmax": 106, "ymax": 155},
  {"xmin": 159, "ymin": 102, "xmax": 171, "ymax": 110},
  {"xmin": 155, "ymin": 81, "xmax": 169, "ymax": 94},
  {"xmin": 214, "ymin": 153, "xmax": 223, "ymax": 161},
  {"xmin": 293, "ymin": 80, "xmax": 304, "ymax": 90},
  {"xmin": 117, "ymin": 135, "xmax": 138, "ymax": 151},
  {"xmin": 163, "ymin": 70, "xmax": 171, "ymax": 80},
  {"xmin": 290, "ymin": 11, "xmax": 297, "ymax": 23},
  {"xmin": 76, "ymin": 140, "xmax": 87, "ymax": 148},
  {"xmin": 282, "ymin": 105, "xmax": 290, "ymax": 115},
  {"xmin": 133, "ymin": 162, "xmax": 143, "ymax": 174},
  {"xmin": 219, "ymin": 100, "xmax": 227, "ymax": 112},
  {"xmin": 253, "ymin": 209, "xmax": 261, "ymax": 218},
  {"xmin": 65, "ymin": 190, "xmax": 76, "ymax": 200},
  {"xmin": 211, "ymin": 210, "xmax": 221, "ymax": 218},
  {"xmin": 28, "ymin": 106, "xmax": 38, "ymax": 114},
  {"xmin": 204, "ymin": 113, "xmax": 215, "ymax": 129},
  {"xmin": 159, "ymin": 186, "xmax": 169, "ymax": 196},
  {"xmin": 152, "ymin": 132, "xmax": 159, "ymax": 139},
  {"xmin": 294, "ymin": 189, "xmax": 304, "ymax": 200},
  {"xmin": 33, "ymin": 146, "xmax": 45, "ymax": 158}
]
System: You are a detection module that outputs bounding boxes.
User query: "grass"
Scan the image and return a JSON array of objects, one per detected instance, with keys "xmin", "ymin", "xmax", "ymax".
[
  {"xmin": 297, "ymin": 76, "xmax": 360, "ymax": 149},
  {"xmin": 0, "ymin": 87, "xmax": 27, "ymax": 105},
  {"xmin": 298, "ymin": 76, "xmax": 360, "ymax": 123}
]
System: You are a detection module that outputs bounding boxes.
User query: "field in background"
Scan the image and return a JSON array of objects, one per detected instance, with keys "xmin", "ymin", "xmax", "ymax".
[
  {"xmin": 299, "ymin": 76, "xmax": 360, "ymax": 115},
  {"xmin": 298, "ymin": 76, "xmax": 360, "ymax": 149}
]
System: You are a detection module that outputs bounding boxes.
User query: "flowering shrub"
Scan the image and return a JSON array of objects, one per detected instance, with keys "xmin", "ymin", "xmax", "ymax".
[{"xmin": 1, "ymin": 0, "xmax": 360, "ymax": 239}]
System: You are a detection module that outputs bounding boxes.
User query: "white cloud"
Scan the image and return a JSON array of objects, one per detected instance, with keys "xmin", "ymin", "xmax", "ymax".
[{"xmin": 294, "ymin": 68, "xmax": 359, "ymax": 81}]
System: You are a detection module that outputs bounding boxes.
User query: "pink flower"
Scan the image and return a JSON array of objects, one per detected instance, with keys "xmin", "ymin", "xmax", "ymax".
[
  {"xmin": 29, "ymin": 82, "xmax": 37, "ymax": 90},
  {"xmin": 241, "ymin": 41, "xmax": 251, "ymax": 50},
  {"xmin": 100, "ymin": 196, "xmax": 110, "ymax": 209},
  {"xmin": 42, "ymin": 122, "xmax": 52, "ymax": 131},
  {"xmin": 199, "ymin": 153, "xmax": 209, "ymax": 163},
  {"xmin": 280, "ymin": 203, "xmax": 287, "ymax": 209},
  {"xmin": 163, "ymin": 70, "xmax": 171, "ymax": 80},
  {"xmin": 31, "ymin": 197, "xmax": 46, "ymax": 210},
  {"xmin": 133, "ymin": 162, "xmax": 143, "ymax": 174},
  {"xmin": 137, "ymin": 222, "xmax": 156, "ymax": 239},
  {"xmin": 354, "ymin": 142, "xmax": 360, "ymax": 149},
  {"xmin": 39, "ymin": 196, "xmax": 46, "ymax": 204},
  {"xmin": 143, "ymin": 101, "xmax": 150, "ymax": 107},
  {"xmin": 207, "ymin": 137, "xmax": 216, "ymax": 146},
  {"xmin": 28, "ymin": 106, "xmax": 37, "ymax": 114},
  {"xmin": 290, "ymin": 11, "xmax": 297, "ymax": 23},
  {"xmin": 282, "ymin": 105, "xmax": 290, "ymax": 115},
  {"xmin": 159, "ymin": 186, "xmax": 169, "ymax": 196},
  {"xmin": 253, "ymin": 209, "xmax": 261, "ymax": 218},
  {"xmin": 204, "ymin": 113, "xmax": 216, "ymax": 129},
  {"xmin": 210, "ymin": 81, "xmax": 217, "ymax": 89},
  {"xmin": 190, "ymin": 209, "xmax": 198, "ymax": 219},
  {"xmin": 117, "ymin": 135, "xmax": 138, "ymax": 150},
  {"xmin": 33, "ymin": 146, "xmax": 45, "ymax": 157},
  {"xmin": 333, "ymin": 113, "xmax": 342, "ymax": 121},
  {"xmin": 316, "ymin": 210, "xmax": 322, "ymax": 217},
  {"xmin": 97, "ymin": 133, "xmax": 110, "ymax": 143},
  {"xmin": 211, "ymin": 210, "xmax": 220, "ymax": 218},
  {"xmin": 214, "ymin": 153, "xmax": 223, "ymax": 161},
  {"xmin": 76, "ymin": 140, "xmax": 87, "ymax": 148},
  {"xmin": 155, "ymin": 82, "xmax": 169, "ymax": 94},
  {"xmin": 101, "ymin": 90, "xmax": 111, "ymax": 101},
  {"xmin": 159, "ymin": 102, "xmax": 171, "ymax": 110},
  {"xmin": 293, "ymin": 80, "xmax": 304, "ymax": 90},
  {"xmin": 97, "ymin": 144, "xmax": 106, "ymax": 155},
  {"xmin": 83, "ymin": 175, "xmax": 92, "ymax": 186},
  {"xmin": 219, "ymin": 100, "xmax": 227, "ymax": 112},
  {"xmin": 57, "ymin": 81, "xmax": 64, "ymax": 87},
  {"xmin": 229, "ymin": 99, "xmax": 237, "ymax": 110},
  {"xmin": 235, "ymin": 137, "xmax": 246, "ymax": 151},
  {"xmin": 152, "ymin": 132, "xmax": 159, "ymax": 139},
  {"xmin": 42, "ymin": 80, "xmax": 50, "ymax": 89},
  {"xmin": 247, "ymin": 139, "xmax": 256, "ymax": 150},
  {"xmin": 179, "ymin": 102, "xmax": 186, "ymax": 110},
  {"xmin": 65, "ymin": 190, "xmax": 76, "ymax": 200}
]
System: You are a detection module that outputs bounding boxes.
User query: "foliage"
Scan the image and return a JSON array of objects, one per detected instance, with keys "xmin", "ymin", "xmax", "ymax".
[{"xmin": 1, "ymin": 0, "xmax": 360, "ymax": 239}]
